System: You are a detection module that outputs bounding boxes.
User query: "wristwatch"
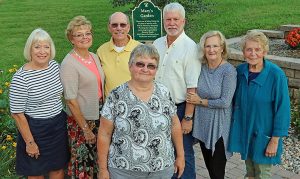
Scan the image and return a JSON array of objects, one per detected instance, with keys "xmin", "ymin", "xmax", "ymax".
[
  {"xmin": 199, "ymin": 99, "xmax": 203, "ymax": 105},
  {"xmin": 184, "ymin": 115, "xmax": 193, "ymax": 121}
]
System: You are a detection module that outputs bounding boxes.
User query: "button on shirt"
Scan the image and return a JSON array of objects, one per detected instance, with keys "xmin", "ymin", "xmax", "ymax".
[
  {"xmin": 97, "ymin": 35, "xmax": 140, "ymax": 97},
  {"xmin": 153, "ymin": 31, "xmax": 201, "ymax": 103}
]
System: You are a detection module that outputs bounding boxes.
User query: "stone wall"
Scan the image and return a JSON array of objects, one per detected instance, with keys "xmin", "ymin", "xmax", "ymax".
[{"xmin": 227, "ymin": 47, "xmax": 300, "ymax": 101}]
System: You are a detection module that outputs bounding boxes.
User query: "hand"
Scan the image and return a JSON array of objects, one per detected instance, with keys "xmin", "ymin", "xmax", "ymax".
[
  {"xmin": 265, "ymin": 137, "xmax": 279, "ymax": 157},
  {"xmin": 181, "ymin": 119, "xmax": 192, "ymax": 135},
  {"xmin": 186, "ymin": 92, "xmax": 201, "ymax": 105},
  {"xmin": 98, "ymin": 168, "xmax": 110, "ymax": 179},
  {"xmin": 174, "ymin": 156, "xmax": 185, "ymax": 178},
  {"xmin": 83, "ymin": 129, "xmax": 96, "ymax": 144},
  {"xmin": 26, "ymin": 141, "xmax": 40, "ymax": 159}
]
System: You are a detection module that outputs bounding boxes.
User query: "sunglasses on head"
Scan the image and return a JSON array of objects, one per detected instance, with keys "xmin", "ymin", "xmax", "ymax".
[
  {"xmin": 134, "ymin": 61, "xmax": 157, "ymax": 70},
  {"xmin": 110, "ymin": 23, "xmax": 127, "ymax": 28}
]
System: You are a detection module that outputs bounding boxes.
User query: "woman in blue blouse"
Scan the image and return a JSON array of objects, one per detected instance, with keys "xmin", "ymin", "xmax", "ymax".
[
  {"xmin": 228, "ymin": 30, "xmax": 291, "ymax": 178},
  {"xmin": 186, "ymin": 31, "xmax": 237, "ymax": 179}
]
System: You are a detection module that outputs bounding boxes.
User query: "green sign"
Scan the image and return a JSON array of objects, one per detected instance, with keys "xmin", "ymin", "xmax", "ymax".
[{"xmin": 132, "ymin": 0, "xmax": 162, "ymax": 41}]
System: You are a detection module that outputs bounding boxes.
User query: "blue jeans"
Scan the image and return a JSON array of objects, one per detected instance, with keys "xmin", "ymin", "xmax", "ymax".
[{"xmin": 172, "ymin": 102, "xmax": 196, "ymax": 179}]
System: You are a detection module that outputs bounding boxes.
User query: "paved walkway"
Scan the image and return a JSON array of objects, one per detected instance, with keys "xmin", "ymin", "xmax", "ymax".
[{"xmin": 194, "ymin": 145, "xmax": 300, "ymax": 179}]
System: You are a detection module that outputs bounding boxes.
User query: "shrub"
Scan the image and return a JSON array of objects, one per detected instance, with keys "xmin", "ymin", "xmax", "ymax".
[
  {"xmin": 0, "ymin": 65, "xmax": 18, "ymax": 177},
  {"xmin": 110, "ymin": 0, "xmax": 215, "ymax": 38},
  {"xmin": 110, "ymin": 0, "xmax": 215, "ymax": 16},
  {"xmin": 285, "ymin": 27, "xmax": 300, "ymax": 49},
  {"xmin": 291, "ymin": 100, "xmax": 300, "ymax": 138}
]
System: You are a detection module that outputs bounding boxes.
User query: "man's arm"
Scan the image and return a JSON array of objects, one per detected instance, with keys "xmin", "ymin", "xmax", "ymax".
[{"xmin": 181, "ymin": 88, "xmax": 196, "ymax": 134}]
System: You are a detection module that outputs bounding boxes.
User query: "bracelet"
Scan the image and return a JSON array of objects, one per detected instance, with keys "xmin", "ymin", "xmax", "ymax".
[
  {"xmin": 83, "ymin": 130, "xmax": 93, "ymax": 134},
  {"xmin": 26, "ymin": 140, "xmax": 34, "ymax": 146},
  {"xmin": 82, "ymin": 123, "xmax": 89, "ymax": 131}
]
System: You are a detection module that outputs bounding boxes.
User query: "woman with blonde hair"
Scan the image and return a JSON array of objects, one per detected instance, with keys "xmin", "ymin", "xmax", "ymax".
[
  {"xmin": 187, "ymin": 30, "xmax": 237, "ymax": 179},
  {"xmin": 60, "ymin": 16, "xmax": 105, "ymax": 178},
  {"xmin": 10, "ymin": 28, "xmax": 69, "ymax": 179}
]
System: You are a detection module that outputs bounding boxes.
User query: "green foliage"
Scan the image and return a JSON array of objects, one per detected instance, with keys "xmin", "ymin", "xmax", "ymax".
[
  {"xmin": 0, "ymin": 0, "xmax": 299, "ymax": 177},
  {"xmin": 0, "ymin": 66, "xmax": 18, "ymax": 177},
  {"xmin": 110, "ymin": 0, "xmax": 215, "ymax": 27},
  {"xmin": 0, "ymin": 132, "xmax": 17, "ymax": 177},
  {"xmin": 1, "ymin": 0, "xmax": 300, "ymax": 69},
  {"xmin": 291, "ymin": 100, "xmax": 300, "ymax": 138},
  {"xmin": 0, "ymin": 0, "xmax": 129, "ymax": 69},
  {"xmin": 110, "ymin": 0, "xmax": 214, "ymax": 14}
]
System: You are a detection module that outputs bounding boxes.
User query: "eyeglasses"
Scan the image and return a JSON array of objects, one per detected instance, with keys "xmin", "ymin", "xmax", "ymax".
[
  {"xmin": 134, "ymin": 61, "xmax": 157, "ymax": 70},
  {"xmin": 72, "ymin": 32, "xmax": 92, "ymax": 39},
  {"xmin": 245, "ymin": 48, "xmax": 264, "ymax": 53},
  {"xmin": 205, "ymin": 45, "xmax": 221, "ymax": 49},
  {"xmin": 110, "ymin": 23, "xmax": 128, "ymax": 28}
]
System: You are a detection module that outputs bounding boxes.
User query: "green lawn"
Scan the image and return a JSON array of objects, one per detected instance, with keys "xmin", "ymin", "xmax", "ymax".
[{"xmin": 0, "ymin": 0, "xmax": 299, "ymax": 68}]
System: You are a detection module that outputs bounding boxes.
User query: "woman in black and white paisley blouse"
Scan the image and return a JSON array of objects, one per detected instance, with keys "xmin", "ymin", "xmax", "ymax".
[{"xmin": 97, "ymin": 44, "xmax": 185, "ymax": 179}]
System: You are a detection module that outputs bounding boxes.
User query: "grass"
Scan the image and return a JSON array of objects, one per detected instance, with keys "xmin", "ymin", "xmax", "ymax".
[
  {"xmin": 0, "ymin": 0, "xmax": 129, "ymax": 68},
  {"xmin": 0, "ymin": 0, "xmax": 299, "ymax": 69},
  {"xmin": 187, "ymin": 0, "xmax": 300, "ymax": 40}
]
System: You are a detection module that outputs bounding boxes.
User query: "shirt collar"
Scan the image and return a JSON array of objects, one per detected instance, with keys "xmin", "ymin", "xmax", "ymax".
[
  {"xmin": 108, "ymin": 35, "xmax": 133, "ymax": 52},
  {"xmin": 164, "ymin": 31, "xmax": 186, "ymax": 48},
  {"xmin": 242, "ymin": 59, "xmax": 271, "ymax": 86}
]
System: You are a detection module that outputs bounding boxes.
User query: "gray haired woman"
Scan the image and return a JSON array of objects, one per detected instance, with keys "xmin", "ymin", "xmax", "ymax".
[{"xmin": 97, "ymin": 44, "xmax": 185, "ymax": 179}]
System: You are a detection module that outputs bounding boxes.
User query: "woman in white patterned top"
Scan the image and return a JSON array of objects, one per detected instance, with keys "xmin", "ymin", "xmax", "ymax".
[
  {"xmin": 9, "ymin": 28, "xmax": 69, "ymax": 179},
  {"xmin": 97, "ymin": 44, "xmax": 185, "ymax": 179}
]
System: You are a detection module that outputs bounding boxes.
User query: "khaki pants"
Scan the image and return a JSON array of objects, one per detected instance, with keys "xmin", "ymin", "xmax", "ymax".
[{"xmin": 245, "ymin": 159, "xmax": 272, "ymax": 179}]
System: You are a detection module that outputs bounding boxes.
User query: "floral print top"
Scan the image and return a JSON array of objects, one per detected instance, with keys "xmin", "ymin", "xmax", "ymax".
[{"xmin": 101, "ymin": 82, "xmax": 177, "ymax": 172}]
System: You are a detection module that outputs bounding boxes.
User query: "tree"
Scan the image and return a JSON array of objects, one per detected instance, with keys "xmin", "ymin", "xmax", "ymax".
[{"xmin": 110, "ymin": 0, "xmax": 214, "ymax": 15}]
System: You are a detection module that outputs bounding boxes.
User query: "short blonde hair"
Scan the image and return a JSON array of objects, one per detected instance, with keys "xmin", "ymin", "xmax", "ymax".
[
  {"xmin": 23, "ymin": 28, "xmax": 55, "ymax": 61},
  {"xmin": 65, "ymin": 16, "xmax": 92, "ymax": 42},
  {"xmin": 241, "ymin": 30, "xmax": 269, "ymax": 53},
  {"xmin": 128, "ymin": 44, "xmax": 159, "ymax": 65},
  {"xmin": 199, "ymin": 30, "xmax": 228, "ymax": 63}
]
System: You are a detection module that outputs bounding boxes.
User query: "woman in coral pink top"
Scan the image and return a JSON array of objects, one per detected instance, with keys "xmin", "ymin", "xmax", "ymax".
[{"xmin": 60, "ymin": 16, "xmax": 105, "ymax": 179}]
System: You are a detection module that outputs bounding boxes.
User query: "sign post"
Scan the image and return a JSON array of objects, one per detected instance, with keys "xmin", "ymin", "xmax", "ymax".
[{"xmin": 132, "ymin": 0, "xmax": 162, "ymax": 42}]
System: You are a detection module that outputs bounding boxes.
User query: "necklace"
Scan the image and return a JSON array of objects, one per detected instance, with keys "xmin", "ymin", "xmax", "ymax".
[
  {"xmin": 208, "ymin": 59, "xmax": 223, "ymax": 74},
  {"xmin": 73, "ymin": 49, "xmax": 93, "ymax": 65}
]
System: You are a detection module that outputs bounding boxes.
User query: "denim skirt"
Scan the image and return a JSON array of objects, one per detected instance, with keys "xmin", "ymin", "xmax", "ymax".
[{"xmin": 16, "ymin": 111, "xmax": 70, "ymax": 176}]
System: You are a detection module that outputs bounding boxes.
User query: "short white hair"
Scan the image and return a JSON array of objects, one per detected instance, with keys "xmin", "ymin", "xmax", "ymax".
[
  {"xmin": 24, "ymin": 28, "xmax": 55, "ymax": 61},
  {"xmin": 163, "ymin": 2, "xmax": 185, "ymax": 19}
]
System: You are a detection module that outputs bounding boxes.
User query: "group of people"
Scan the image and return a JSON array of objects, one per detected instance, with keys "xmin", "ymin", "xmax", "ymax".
[{"xmin": 9, "ymin": 2, "xmax": 291, "ymax": 179}]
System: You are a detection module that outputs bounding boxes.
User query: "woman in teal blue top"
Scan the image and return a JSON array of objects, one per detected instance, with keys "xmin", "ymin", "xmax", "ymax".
[{"xmin": 228, "ymin": 31, "xmax": 290, "ymax": 179}]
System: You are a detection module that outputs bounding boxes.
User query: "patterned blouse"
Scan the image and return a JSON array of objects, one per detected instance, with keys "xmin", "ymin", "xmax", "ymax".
[{"xmin": 101, "ymin": 82, "xmax": 177, "ymax": 172}]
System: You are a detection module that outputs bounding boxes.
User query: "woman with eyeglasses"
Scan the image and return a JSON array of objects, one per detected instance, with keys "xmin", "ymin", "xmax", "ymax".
[
  {"xmin": 97, "ymin": 44, "xmax": 185, "ymax": 179},
  {"xmin": 186, "ymin": 31, "xmax": 237, "ymax": 179},
  {"xmin": 228, "ymin": 31, "xmax": 290, "ymax": 179},
  {"xmin": 60, "ymin": 16, "xmax": 105, "ymax": 178}
]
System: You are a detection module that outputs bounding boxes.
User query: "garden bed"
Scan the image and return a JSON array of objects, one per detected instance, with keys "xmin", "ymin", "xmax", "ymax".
[{"xmin": 229, "ymin": 38, "xmax": 300, "ymax": 59}]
